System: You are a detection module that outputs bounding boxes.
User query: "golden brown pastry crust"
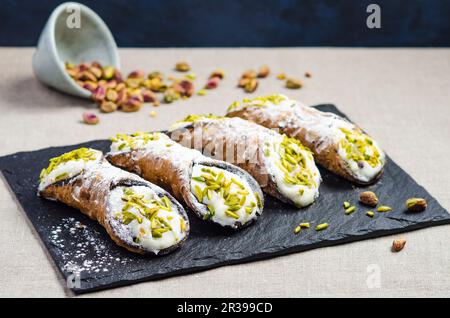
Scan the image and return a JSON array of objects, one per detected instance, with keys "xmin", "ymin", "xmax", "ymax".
[
  {"xmin": 227, "ymin": 106, "xmax": 383, "ymax": 185},
  {"xmin": 106, "ymin": 144, "xmax": 264, "ymax": 229},
  {"xmin": 168, "ymin": 118, "xmax": 298, "ymax": 204},
  {"xmin": 39, "ymin": 159, "xmax": 189, "ymax": 255}
]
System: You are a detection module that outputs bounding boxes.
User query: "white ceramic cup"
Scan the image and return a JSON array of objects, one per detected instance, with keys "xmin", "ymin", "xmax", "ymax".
[{"xmin": 32, "ymin": 2, "xmax": 120, "ymax": 98}]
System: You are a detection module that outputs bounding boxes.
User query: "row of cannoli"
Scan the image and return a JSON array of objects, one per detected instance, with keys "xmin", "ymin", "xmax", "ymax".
[{"xmin": 38, "ymin": 94, "xmax": 385, "ymax": 256}]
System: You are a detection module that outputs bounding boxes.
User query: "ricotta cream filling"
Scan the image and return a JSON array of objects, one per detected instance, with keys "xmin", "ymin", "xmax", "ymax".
[
  {"xmin": 235, "ymin": 94, "xmax": 385, "ymax": 182},
  {"xmin": 38, "ymin": 148, "xmax": 102, "ymax": 192},
  {"xmin": 190, "ymin": 164, "xmax": 260, "ymax": 227},
  {"xmin": 109, "ymin": 185, "xmax": 186, "ymax": 254},
  {"xmin": 263, "ymin": 134, "xmax": 321, "ymax": 207}
]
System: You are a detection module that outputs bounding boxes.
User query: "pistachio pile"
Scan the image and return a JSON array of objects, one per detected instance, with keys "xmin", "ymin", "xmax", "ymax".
[
  {"xmin": 65, "ymin": 61, "xmax": 200, "ymax": 113},
  {"xmin": 192, "ymin": 167, "xmax": 261, "ymax": 221}
]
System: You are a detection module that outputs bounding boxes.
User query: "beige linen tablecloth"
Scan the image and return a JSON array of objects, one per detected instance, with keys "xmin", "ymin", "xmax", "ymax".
[{"xmin": 0, "ymin": 48, "xmax": 449, "ymax": 297}]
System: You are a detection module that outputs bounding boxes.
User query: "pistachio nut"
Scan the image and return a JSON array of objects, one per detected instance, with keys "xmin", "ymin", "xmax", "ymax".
[
  {"xmin": 359, "ymin": 191, "xmax": 378, "ymax": 207},
  {"xmin": 392, "ymin": 238, "xmax": 406, "ymax": 252},
  {"xmin": 257, "ymin": 65, "xmax": 270, "ymax": 78},
  {"xmin": 286, "ymin": 78, "xmax": 303, "ymax": 89},
  {"xmin": 82, "ymin": 112, "xmax": 99, "ymax": 125},
  {"xmin": 175, "ymin": 61, "xmax": 190, "ymax": 72},
  {"xmin": 100, "ymin": 100, "xmax": 118, "ymax": 113},
  {"xmin": 244, "ymin": 78, "xmax": 258, "ymax": 93},
  {"xmin": 405, "ymin": 198, "xmax": 427, "ymax": 212},
  {"xmin": 121, "ymin": 97, "xmax": 142, "ymax": 112}
]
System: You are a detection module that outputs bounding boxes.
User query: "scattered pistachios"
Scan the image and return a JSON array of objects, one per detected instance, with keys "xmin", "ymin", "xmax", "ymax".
[
  {"xmin": 366, "ymin": 211, "xmax": 375, "ymax": 217},
  {"xmin": 315, "ymin": 223, "xmax": 328, "ymax": 231},
  {"xmin": 286, "ymin": 78, "xmax": 303, "ymax": 89},
  {"xmin": 204, "ymin": 70, "xmax": 225, "ymax": 90},
  {"xmin": 345, "ymin": 205, "xmax": 356, "ymax": 215},
  {"xmin": 209, "ymin": 69, "xmax": 225, "ymax": 79},
  {"xmin": 185, "ymin": 73, "xmax": 196, "ymax": 80},
  {"xmin": 257, "ymin": 65, "xmax": 270, "ymax": 78},
  {"xmin": 405, "ymin": 198, "xmax": 427, "ymax": 212},
  {"xmin": 205, "ymin": 76, "xmax": 220, "ymax": 89},
  {"xmin": 197, "ymin": 89, "xmax": 206, "ymax": 96},
  {"xmin": 392, "ymin": 238, "xmax": 406, "ymax": 252},
  {"xmin": 343, "ymin": 201, "xmax": 351, "ymax": 209},
  {"xmin": 294, "ymin": 222, "xmax": 310, "ymax": 235},
  {"xmin": 175, "ymin": 61, "xmax": 190, "ymax": 72},
  {"xmin": 237, "ymin": 66, "xmax": 270, "ymax": 93},
  {"xmin": 276, "ymin": 73, "xmax": 286, "ymax": 80},
  {"xmin": 82, "ymin": 112, "xmax": 99, "ymax": 125},
  {"xmin": 359, "ymin": 191, "xmax": 378, "ymax": 207},
  {"xmin": 244, "ymin": 78, "xmax": 258, "ymax": 93},
  {"xmin": 150, "ymin": 110, "xmax": 157, "ymax": 117},
  {"xmin": 377, "ymin": 205, "xmax": 392, "ymax": 212}
]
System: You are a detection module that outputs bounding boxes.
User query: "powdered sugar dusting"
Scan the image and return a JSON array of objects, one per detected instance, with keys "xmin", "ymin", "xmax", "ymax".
[{"xmin": 50, "ymin": 217, "xmax": 132, "ymax": 277}]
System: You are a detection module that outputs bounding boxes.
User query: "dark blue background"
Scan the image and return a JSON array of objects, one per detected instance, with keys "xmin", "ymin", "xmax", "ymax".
[{"xmin": 1, "ymin": 0, "xmax": 449, "ymax": 47}]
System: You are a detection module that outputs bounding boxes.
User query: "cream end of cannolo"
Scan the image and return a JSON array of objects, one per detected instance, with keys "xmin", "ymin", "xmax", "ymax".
[
  {"xmin": 227, "ymin": 94, "xmax": 292, "ymax": 113},
  {"xmin": 264, "ymin": 135, "xmax": 321, "ymax": 207},
  {"xmin": 108, "ymin": 185, "xmax": 188, "ymax": 255},
  {"xmin": 168, "ymin": 114, "xmax": 225, "ymax": 131},
  {"xmin": 336, "ymin": 128, "xmax": 385, "ymax": 183},
  {"xmin": 38, "ymin": 148, "xmax": 102, "ymax": 193},
  {"xmin": 190, "ymin": 164, "xmax": 262, "ymax": 229},
  {"xmin": 109, "ymin": 131, "xmax": 164, "ymax": 153}
]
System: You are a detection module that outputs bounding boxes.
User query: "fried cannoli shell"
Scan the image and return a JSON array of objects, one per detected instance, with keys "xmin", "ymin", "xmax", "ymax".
[
  {"xmin": 227, "ymin": 106, "xmax": 383, "ymax": 185},
  {"xmin": 106, "ymin": 147, "xmax": 264, "ymax": 229},
  {"xmin": 168, "ymin": 118, "xmax": 293, "ymax": 204},
  {"xmin": 39, "ymin": 160, "xmax": 189, "ymax": 255}
]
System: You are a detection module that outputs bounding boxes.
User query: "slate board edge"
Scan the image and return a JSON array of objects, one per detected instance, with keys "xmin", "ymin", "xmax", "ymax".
[{"xmin": 68, "ymin": 216, "xmax": 450, "ymax": 294}]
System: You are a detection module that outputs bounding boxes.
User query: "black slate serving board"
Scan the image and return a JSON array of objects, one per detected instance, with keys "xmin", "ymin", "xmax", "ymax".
[{"xmin": 1, "ymin": 104, "xmax": 449, "ymax": 294}]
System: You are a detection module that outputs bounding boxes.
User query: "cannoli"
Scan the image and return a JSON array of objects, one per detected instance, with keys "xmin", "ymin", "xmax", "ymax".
[
  {"xmin": 168, "ymin": 115, "xmax": 321, "ymax": 208},
  {"xmin": 106, "ymin": 132, "xmax": 263, "ymax": 229},
  {"xmin": 226, "ymin": 94, "xmax": 386, "ymax": 185},
  {"xmin": 38, "ymin": 147, "xmax": 189, "ymax": 255}
]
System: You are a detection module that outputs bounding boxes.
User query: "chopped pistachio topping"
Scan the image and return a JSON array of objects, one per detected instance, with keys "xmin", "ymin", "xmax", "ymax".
[
  {"xmin": 269, "ymin": 135, "xmax": 316, "ymax": 188},
  {"xmin": 177, "ymin": 114, "xmax": 224, "ymax": 124},
  {"xmin": 227, "ymin": 94, "xmax": 287, "ymax": 111},
  {"xmin": 40, "ymin": 148, "xmax": 98, "ymax": 182},
  {"xmin": 191, "ymin": 166, "xmax": 258, "ymax": 221},
  {"xmin": 345, "ymin": 206, "xmax": 356, "ymax": 215},
  {"xmin": 377, "ymin": 205, "xmax": 392, "ymax": 212},
  {"xmin": 117, "ymin": 188, "xmax": 179, "ymax": 239},
  {"xmin": 315, "ymin": 223, "xmax": 329, "ymax": 231},
  {"xmin": 338, "ymin": 128, "xmax": 381, "ymax": 168},
  {"xmin": 110, "ymin": 131, "xmax": 161, "ymax": 151}
]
